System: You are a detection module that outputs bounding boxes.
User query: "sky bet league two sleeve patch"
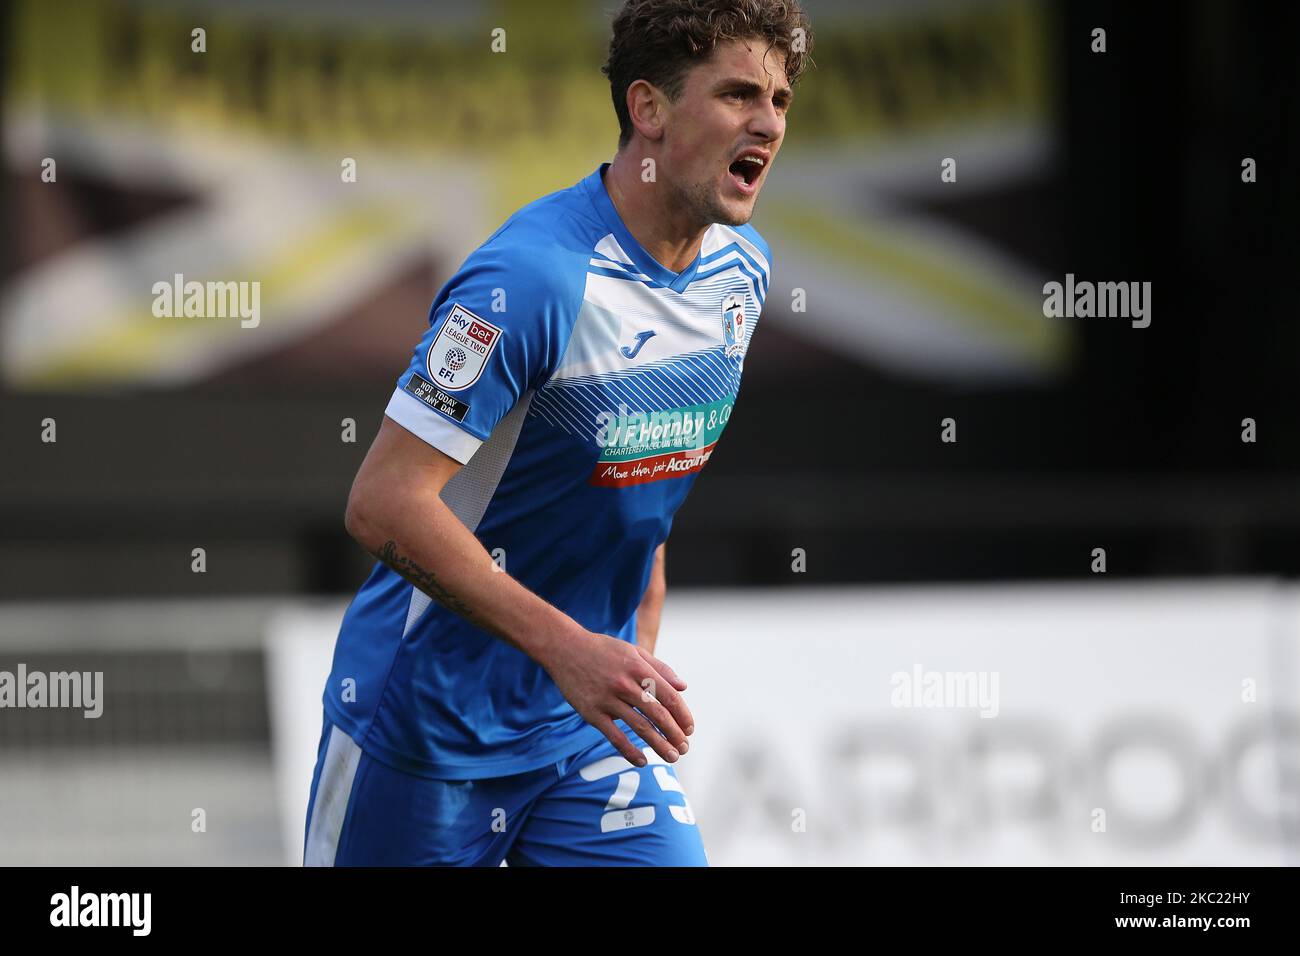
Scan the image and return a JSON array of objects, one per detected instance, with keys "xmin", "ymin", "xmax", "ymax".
[{"xmin": 403, "ymin": 303, "xmax": 503, "ymax": 423}]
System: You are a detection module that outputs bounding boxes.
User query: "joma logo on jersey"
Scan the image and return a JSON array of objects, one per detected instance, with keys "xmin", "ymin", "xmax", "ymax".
[{"xmin": 426, "ymin": 304, "xmax": 502, "ymax": 391}]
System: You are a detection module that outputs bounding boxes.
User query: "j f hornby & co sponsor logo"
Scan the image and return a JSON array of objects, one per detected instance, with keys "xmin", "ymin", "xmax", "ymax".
[
  {"xmin": 590, "ymin": 442, "xmax": 719, "ymax": 487},
  {"xmin": 589, "ymin": 398, "xmax": 733, "ymax": 487}
]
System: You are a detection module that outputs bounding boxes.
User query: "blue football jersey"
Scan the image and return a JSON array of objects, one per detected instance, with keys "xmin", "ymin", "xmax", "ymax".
[{"xmin": 323, "ymin": 163, "xmax": 772, "ymax": 779}]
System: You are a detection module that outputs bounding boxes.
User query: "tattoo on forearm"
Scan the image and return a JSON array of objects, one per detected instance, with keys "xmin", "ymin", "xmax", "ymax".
[{"xmin": 375, "ymin": 539, "xmax": 477, "ymax": 620}]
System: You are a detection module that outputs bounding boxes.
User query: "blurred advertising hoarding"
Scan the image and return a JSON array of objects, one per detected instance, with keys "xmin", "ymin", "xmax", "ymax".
[{"xmin": 269, "ymin": 580, "xmax": 1300, "ymax": 866}]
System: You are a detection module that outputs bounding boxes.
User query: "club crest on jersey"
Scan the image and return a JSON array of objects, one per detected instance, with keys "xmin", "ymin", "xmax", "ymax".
[
  {"xmin": 425, "ymin": 303, "xmax": 502, "ymax": 391},
  {"xmin": 721, "ymin": 292, "xmax": 747, "ymax": 360}
]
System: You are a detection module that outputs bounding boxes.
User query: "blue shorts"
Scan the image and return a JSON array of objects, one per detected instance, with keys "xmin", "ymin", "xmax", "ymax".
[{"xmin": 302, "ymin": 713, "xmax": 708, "ymax": 866}]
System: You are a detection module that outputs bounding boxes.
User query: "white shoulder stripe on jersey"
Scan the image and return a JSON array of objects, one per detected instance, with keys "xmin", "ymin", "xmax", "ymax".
[
  {"xmin": 593, "ymin": 233, "xmax": 636, "ymax": 265},
  {"xmin": 708, "ymin": 225, "xmax": 771, "ymax": 278},
  {"xmin": 588, "ymin": 258, "xmax": 653, "ymax": 282}
]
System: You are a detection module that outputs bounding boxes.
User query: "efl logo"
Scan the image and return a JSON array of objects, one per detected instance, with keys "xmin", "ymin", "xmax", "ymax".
[{"xmin": 425, "ymin": 304, "xmax": 503, "ymax": 391}]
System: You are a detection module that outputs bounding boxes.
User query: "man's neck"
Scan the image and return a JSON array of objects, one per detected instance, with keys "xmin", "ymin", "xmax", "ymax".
[{"xmin": 603, "ymin": 151, "xmax": 709, "ymax": 274}]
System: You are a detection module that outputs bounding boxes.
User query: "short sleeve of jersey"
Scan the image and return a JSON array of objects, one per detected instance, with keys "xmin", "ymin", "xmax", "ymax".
[{"xmin": 384, "ymin": 244, "xmax": 573, "ymax": 464}]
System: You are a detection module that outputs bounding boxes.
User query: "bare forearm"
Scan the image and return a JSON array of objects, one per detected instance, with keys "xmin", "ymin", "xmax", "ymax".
[{"xmin": 347, "ymin": 483, "xmax": 579, "ymax": 663}]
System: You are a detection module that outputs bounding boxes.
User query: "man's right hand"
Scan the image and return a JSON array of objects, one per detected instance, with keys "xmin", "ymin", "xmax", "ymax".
[{"xmin": 539, "ymin": 629, "xmax": 694, "ymax": 767}]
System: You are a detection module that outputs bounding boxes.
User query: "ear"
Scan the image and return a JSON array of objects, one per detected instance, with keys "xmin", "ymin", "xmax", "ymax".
[{"xmin": 625, "ymin": 79, "xmax": 667, "ymax": 143}]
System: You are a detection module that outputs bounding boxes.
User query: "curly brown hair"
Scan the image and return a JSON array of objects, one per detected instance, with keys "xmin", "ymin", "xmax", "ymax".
[{"xmin": 602, "ymin": 0, "xmax": 813, "ymax": 148}]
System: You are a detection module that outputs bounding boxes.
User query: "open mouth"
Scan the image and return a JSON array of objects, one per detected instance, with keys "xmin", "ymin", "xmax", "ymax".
[{"xmin": 727, "ymin": 151, "xmax": 767, "ymax": 193}]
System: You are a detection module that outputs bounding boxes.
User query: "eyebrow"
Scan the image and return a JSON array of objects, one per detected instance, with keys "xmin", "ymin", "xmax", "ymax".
[{"xmin": 713, "ymin": 76, "xmax": 794, "ymax": 103}]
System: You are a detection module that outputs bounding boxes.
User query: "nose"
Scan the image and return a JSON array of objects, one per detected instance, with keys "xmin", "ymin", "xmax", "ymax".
[{"xmin": 747, "ymin": 96, "xmax": 784, "ymax": 146}]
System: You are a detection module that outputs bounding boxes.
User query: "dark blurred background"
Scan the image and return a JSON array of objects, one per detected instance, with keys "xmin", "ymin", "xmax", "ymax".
[{"xmin": 1, "ymin": 0, "xmax": 1297, "ymax": 594}]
